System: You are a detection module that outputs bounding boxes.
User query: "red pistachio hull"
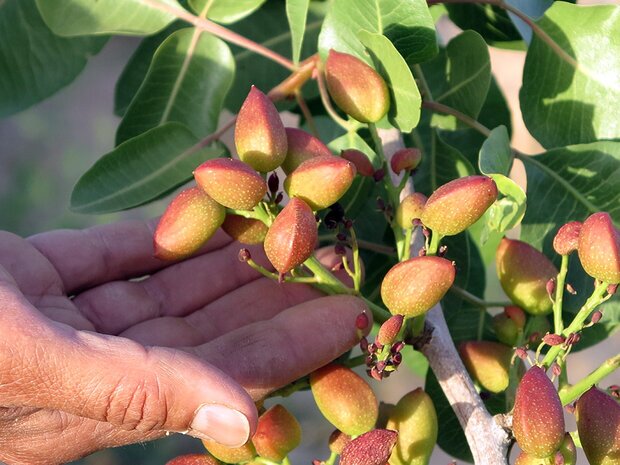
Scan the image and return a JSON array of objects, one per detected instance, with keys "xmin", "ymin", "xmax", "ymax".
[
  {"xmin": 154, "ymin": 187, "xmax": 225, "ymax": 261},
  {"xmin": 496, "ymin": 238, "xmax": 558, "ymax": 315},
  {"xmin": 381, "ymin": 256, "xmax": 456, "ymax": 318},
  {"xmin": 264, "ymin": 198, "xmax": 317, "ymax": 274},
  {"xmin": 194, "ymin": 158, "xmax": 267, "ymax": 210},
  {"xmin": 513, "ymin": 366, "xmax": 565, "ymax": 458},
  {"xmin": 235, "ymin": 86, "xmax": 287, "ymax": 172},
  {"xmin": 421, "ymin": 175, "xmax": 498, "ymax": 236},
  {"xmin": 310, "ymin": 364, "xmax": 378, "ymax": 436},
  {"xmin": 578, "ymin": 212, "xmax": 620, "ymax": 284},
  {"xmin": 325, "ymin": 49, "xmax": 390, "ymax": 123}
]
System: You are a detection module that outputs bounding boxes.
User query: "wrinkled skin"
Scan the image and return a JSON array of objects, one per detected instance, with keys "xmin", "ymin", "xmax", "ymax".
[{"xmin": 0, "ymin": 220, "xmax": 368, "ymax": 465}]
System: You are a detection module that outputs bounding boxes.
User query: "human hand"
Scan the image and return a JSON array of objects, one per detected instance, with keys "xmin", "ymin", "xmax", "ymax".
[{"xmin": 0, "ymin": 220, "xmax": 369, "ymax": 465}]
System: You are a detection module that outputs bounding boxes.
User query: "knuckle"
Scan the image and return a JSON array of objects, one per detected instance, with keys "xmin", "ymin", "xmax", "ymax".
[{"xmin": 103, "ymin": 373, "xmax": 169, "ymax": 433}]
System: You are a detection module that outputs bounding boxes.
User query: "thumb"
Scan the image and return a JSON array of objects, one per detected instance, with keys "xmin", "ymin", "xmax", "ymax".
[{"xmin": 1, "ymin": 294, "xmax": 257, "ymax": 447}]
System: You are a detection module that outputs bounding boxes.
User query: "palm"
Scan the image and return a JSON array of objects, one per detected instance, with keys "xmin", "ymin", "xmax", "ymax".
[{"xmin": 0, "ymin": 220, "xmax": 363, "ymax": 465}]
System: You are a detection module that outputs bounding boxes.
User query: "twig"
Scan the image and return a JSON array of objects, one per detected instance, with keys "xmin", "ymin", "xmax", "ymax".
[
  {"xmin": 559, "ymin": 353, "xmax": 620, "ymax": 406},
  {"xmin": 295, "ymin": 92, "xmax": 319, "ymax": 137},
  {"xmin": 422, "ymin": 101, "xmax": 492, "ymax": 137},
  {"xmin": 450, "ymin": 285, "xmax": 513, "ymax": 308}
]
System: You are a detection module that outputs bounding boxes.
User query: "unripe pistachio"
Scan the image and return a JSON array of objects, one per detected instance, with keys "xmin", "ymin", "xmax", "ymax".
[
  {"xmin": 166, "ymin": 455, "xmax": 221, "ymax": 465},
  {"xmin": 281, "ymin": 127, "xmax": 332, "ymax": 174},
  {"xmin": 202, "ymin": 439, "xmax": 256, "ymax": 464},
  {"xmin": 339, "ymin": 429, "xmax": 398, "ymax": 465},
  {"xmin": 264, "ymin": 198, "xmax": 317, "ymax": 274},
  {"xmin": 310, "ymin": 364, "xmax": 378, "ymax": 436},
  {"xmin": 576, "ymin": 386, "xmax": 620, "ymax": 465},
  {"xmin": 493, "ymin": 305, "xmax": 526, "ymax": 346},
  {"xmin": 284, "ymin": 156, "xmax": 356, "ymax": 210},
  {"xmin": 559, "ymin": 433, "xmax": 577, "ymax": 465},
  {"xmin": 390, "ymin": 148, "xmax": 422, "ymax": 175},
  {"xmin": 506, "ymin": 305, "xmax": 527, "ymax": 328},
  {"xmin": 381, "ymin": 256, "xmax": 456, "ymax": 318},
  {"xmin": 235, "ymin": 86, "xmax": 287, "ymax": 172},
  {"xmin": 222, "ymin": 215, "xmax": 268, "ymax": 244},
  {"xmin": 377, "ymin": 315, "xmax": 404, "ymax": 345},
  {"xmin": 253, "ymin": 404, "xmax": 301, "ymax": 461},
  {"xmin": 421, "ymin": 176, "xmax": 498, "ymax": 236},
  {"xmin": 341, "ymin": 149, "xmax": 375, "ymax": 177},
  {"xmin": 553, "ymin": 221, "xmax": 582, "ymax": 256},
  {"xmin": 578, "ymin": 212, "xmax": 620, "ymax": 284},
  {"xmin": 395, "ymin": 193, "xmax": 427, "ymax": 230},
  {"xmin": 459, "ymin": 341, "xmax": 514, "ymax": 393},
  {"xmin": 386, "ymin": 388, "xmax": 438, "ymax": 465},
  {"xmin": 329, "ymin": 430, "xmax": 352, "ymax": 454},
  {"xmin": 154, "ymin": 187, "xmax": 225, "ymax": 261},
  {"xmin": 194, "ymin": 158, "xmax": 267, "ymax": 210},
  {"xmin": 325, "ymin": 49, "xmax": 390, "ymax": 123},
  {"xmin": 513, "ymin": 366, "xmax": 565, "ymax": 458},
  {"xmin": 496, "ymin": 238, "xmax": 558, "ymax": 315}
]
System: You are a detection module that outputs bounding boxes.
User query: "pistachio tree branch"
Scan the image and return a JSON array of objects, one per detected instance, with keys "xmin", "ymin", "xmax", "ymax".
[{"xmin": 377, "ymin": 127, "xmax": 511, "ymax": 465}]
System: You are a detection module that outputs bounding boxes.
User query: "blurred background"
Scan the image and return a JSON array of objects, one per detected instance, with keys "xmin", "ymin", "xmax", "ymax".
[{"xmin": 0, "ymin": 2, "xmax": 618, "ymax": 464}]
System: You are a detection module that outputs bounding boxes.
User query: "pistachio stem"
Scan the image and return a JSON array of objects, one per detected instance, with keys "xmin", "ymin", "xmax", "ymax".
[
  {"xmin": 368, "ymin": 122, "xmax": 406, "ymax": 258},
  {"xmin": 422, "ymin": 101, "xmax": 492, "ymax": 137},
  {"xmin": 413, "ymin": 64, "xmax": 434, "ymax": 100},
  {"xmin": 449, "ymin": 285, "xmax": 512, "ymax": 308},
  {"xmin": 325, "ymin": 451, "xmax": 339, "ymax": 465},
  {"xmin": 295, "ymin": 91, "xmax": 319, "ymax": 138},
  {"xmin": 559, "ymin": 353, "xmax": 620, "ymax": 405},
  {"xmin": 142, "ymin": 0, "xmax": 295, "ymax": 70},
  {"xmin": 317, "ymin": 234, "xmax": 396, "ymax": 256},
  {"xmin": 541, "ymin": 281, "xmax": 611, "ymax": 367},
  {"xmin": 254, "ymin": 457, "xmax": 281, "ymax": 465},
  {"xmin": 426, "ymin": 0, "xmax": 580, "ymax": 73},
  {"xmin": 350, "ymin": 227, "xmax": 362, "ymax": 292},
  {"xmin": 553, "ymin": 254, "xmax": 569, "ymax": 333},
  {"xmin": 427, "ymin": 231, "xmax": 442, "ymax": 256},
  {"xmin": 403, "ymin": 228, "xmax": 413, "ymax": 261}
]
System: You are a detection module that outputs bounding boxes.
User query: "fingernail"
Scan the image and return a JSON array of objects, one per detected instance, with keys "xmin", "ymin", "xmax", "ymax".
[{"xmin": 190, "ymin": 404, "xmax": 250, "ymax": 447}]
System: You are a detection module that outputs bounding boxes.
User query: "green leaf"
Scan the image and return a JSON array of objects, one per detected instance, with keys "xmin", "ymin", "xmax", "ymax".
[
  {"xmin": 318, "ymin": 0, "xmax": 437, "ymax": 66},
  {"xmin": 425, "ymin": 30, "xmax": 491, "ymax": 130},
  {"xmin": 0, "ymin": 0, "xmax": 106, "ymax": 118},
  {"xmin": 188, "ymin": 0, "xmax": 265, "ymax": 24},
  {"xmin": 520, "ymin": 3, "xmax": 620, "ymax": 148},
  {"xmin": 358, "ymin": 31, "xmax": 421, "ymax": 133},
  {"xmin": 416, "ymin": 129, "xmax": 476, "ymax": 196},
  {"xmin": 520, "ymin": 141, "xmax": 620, "ymax": 348},
  {"xmin": 479, "ymin": 126, "xmax": 511, "ymax": 176},
  {"xmin": 114, "ymin": 21, "xmax": 186, "ymax": 117},
  {"xmin": 224, "ymin": 2, "xmax": 325, "ymax": 112},
  {"xmin": 478, "ymin": 126, "xmax": 527, "ymax": 236},
  {"xmin": 36, "ymin": 0, "xmax": 180, "ymax": 36},
  {"xmin": 286, "ymin": 0, "xmax": 310, "ymax": 65},
  {"xmin": 116, "ymin": 28, "xmax": 234, "ymax": 144},
  {"xmin": 71, "ymin": 123, "xmax": 225, "ymax": 214},
  {"xmin": 328, "ymin": 131, "xmax": 379, "ymax": 220},
  {"xmin": 444, "ymin": 3, "xmax": 521, "ymax": 46}
]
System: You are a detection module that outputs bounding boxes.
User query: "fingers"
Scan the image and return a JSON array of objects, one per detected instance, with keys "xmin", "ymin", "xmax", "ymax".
[
  {"xmin": 188, "ymin": 295, "xmax": 371, "ymax": 400},
  {"xmin": 119, "ymin": 277, "xmax": 322, "ymax": 346},
  {"xmin": 73, "ymin": 240, "xmax": 268, "ymax": 334},
  {"xmin": 0, "ymin": 289, "xmax": 258, "ymax": 448},
  {"xmin": 28, "ymin": 220, "xmax": 233, "ymax": 294}
]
